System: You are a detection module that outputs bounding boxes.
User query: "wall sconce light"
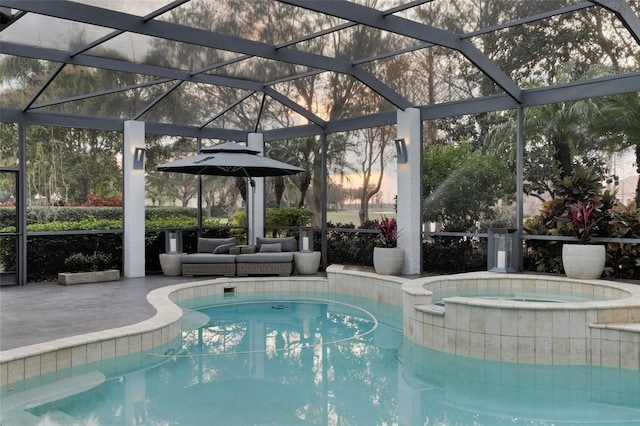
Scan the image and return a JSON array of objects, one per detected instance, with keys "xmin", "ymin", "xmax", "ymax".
[
  {"xmin": 299, "ymin": 227, "xmax": 314, "ymax": 252},
  {"xmin": 487, "ymin": 228, "xmax": 518, "ymax": 273},
  {"xmin": 395, "ymin": 138, "xmax": 407, "ymax": 164},
  {"xmin": 133, "ymin": 147, "xmax": 146, "ymax": 170},
  {"xmin": 165, "ymin": 229, "xmax": 183, "ymax": 254}
]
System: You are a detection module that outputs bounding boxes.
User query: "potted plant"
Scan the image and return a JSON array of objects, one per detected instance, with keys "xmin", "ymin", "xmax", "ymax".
[
  {"xmin": 562, "ymin": 200, "xmax": 606, "ymax": 279},
  {"xmin": 58, "ymin": 251, "xmax": 120, "ymax": 285},
  {"xmin": 373, "ymin": 216, "xmax": 404, "ymax": 275}
]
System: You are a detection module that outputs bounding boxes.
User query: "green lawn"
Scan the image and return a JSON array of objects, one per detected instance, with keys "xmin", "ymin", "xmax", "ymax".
[
  {"xmin": 326, "ymin": 210, "xmax": 396, "ymax": 225},
  {"xmin": 212, "ymin": 209, "xmax": 396, "ymax": 226}
]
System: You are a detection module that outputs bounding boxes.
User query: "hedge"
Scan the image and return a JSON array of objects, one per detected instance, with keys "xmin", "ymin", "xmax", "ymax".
[
  {"xmin": 0, "ymin": 206, "xmax": 198, "ymax": 229},
  {"xmin": 0, "ymin": 207, "xmax": 316, "ymax": 281}
]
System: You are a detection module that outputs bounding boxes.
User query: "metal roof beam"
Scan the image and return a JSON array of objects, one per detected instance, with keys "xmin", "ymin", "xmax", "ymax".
[
  {"xmin": 3, "ymin": 72, "xmax": 638, "ymax": 141},
  {"xmin": 590, "ymin": 0, "xmax": 640, "ymax": 45},
  {"xmin": 263, "ymin": 87, "xmax": 326, "ymax": 128},
  {"xmin": 522, "ymin": 72, "xmax": 640, "ymax": 107},
  {"xmin": 462, "ymin": 3, "xmax": 594, "ymax": 39},
  {"xmin": 6, "ymin": 0, "xmax": 411, "ymax": 111},
  {"xmin": 7, "ymin": 1, "xmax": 349, "ymax": 76},
  {"xmin": 30, "ymin": 78, "xmax": 174, "ymax": 109},
  {"xmin": 133, "ymin": 80, "xmax": 183, "ymax": 120},
  {"xmin": 280, "ymin": 0, "xmax": 523, "ymax": 102},
  {"xmin": 200, "ymin": 91, "xmax": 256, "ymax": 129},
  {"xmin": 22, "ymin": 63, "xmax": 65, "ymax": 111},
  {"xmin": 1, "ymin": 42, "xmax": 265, "ymax": 92}
]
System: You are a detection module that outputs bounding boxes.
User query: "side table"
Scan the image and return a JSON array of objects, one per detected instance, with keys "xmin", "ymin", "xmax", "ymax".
[
  {"xmin": 159, "ymin": 253, "xmax": 185, "ymax": 276},
  {"xmin": 293, "ymin": 251, "xmax": 321, "ymax": 275}
]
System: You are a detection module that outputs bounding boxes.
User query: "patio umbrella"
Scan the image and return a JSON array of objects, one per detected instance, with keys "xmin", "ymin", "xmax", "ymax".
[{"xmin": 157, "ymin": 141, "xmax": 305, "ymax": 243}]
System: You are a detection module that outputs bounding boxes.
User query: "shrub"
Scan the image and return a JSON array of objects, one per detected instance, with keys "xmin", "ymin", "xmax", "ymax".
[
  {"xmin": 423, "ymin": 235, "xmax": 487, "ymax": 273},
  {"xmin": 64, "ymin": 252, "xmax": 114, "ymax": 272},
  {"xmin": 606, "ymin": 201, "xmax": 640, "ymax": 279},
  {"xmin": 325, "ymin": 221, "xmax": 378, "ymax": 267},
  {"xmin": 524, "ymin": 167, "xmax": 640, "ymax": 278},
  {"xmin": 230, "ymin": 207, "xmax": 314, "ymax": 240}
]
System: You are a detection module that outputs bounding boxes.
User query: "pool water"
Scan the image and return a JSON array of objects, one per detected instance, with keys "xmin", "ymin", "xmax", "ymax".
[{"xmin": 3, "ymin": 294, "xmax": 640, "ymax": 425}]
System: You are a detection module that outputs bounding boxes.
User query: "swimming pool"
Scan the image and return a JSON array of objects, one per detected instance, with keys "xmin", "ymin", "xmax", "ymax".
[
  {"xmin": 0, "ymin": 272, "xmax": 640, "ymax": 425},
  {"xmin": 2, "ymin": 286, "xmax": 640, "ymax": 425}
]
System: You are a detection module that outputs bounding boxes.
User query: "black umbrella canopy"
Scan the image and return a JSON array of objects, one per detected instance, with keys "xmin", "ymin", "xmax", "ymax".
[{"xmin": 156, "ymin": 142, "xmax": 305, "ymax": 177}]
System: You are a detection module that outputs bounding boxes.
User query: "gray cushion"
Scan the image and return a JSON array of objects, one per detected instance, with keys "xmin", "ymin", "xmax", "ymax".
[
  {"xmin": 181, "ymin": 253, "xmax": 236, "ymax": 264},
  {"xmin": 213, "ymin": 243, "xmax": 235, "ymax": 254},
  {"xmin": 259, "ymin": 243, "xmax": 281, "ymax": 253},
  {"xmin": 256, "ymin": 236, "xmax": 295, "ymax": 252},
  {"xmin": 236, "ymin": 252, "xmax": 294, "ymax": 263},
  {"xmin": 197, "ymin": 237, "xmax": 236, "ymax": 253}
]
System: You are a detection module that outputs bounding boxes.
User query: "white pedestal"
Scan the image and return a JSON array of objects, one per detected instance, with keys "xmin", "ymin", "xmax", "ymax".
[
  {"xmin": 293, "ymin": 251, "xmax": 321, "ymax": 275},
  {"xmin": 159, "ymin": 253, "xmax": 185, "ymax": 276}
]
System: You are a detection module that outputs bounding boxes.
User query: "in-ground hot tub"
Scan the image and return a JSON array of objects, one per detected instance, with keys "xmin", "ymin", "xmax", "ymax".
[
  {"xmin": 403, "ymin": 272, "xmax": 640, "ymax": 367},
  {"xmin": 430, "ymin": 277, "xmax": 629, "ymax": 305}
]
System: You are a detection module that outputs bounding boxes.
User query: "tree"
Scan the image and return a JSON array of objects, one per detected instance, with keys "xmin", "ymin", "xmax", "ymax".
[
  {"xmin": 267, "ymin": 138, "xmax": 315, "ymax": 208},
  {"xmin": 484, "ymin": 66, "xmax": 619, "ymax": 202},
  {"xmin": 355, "ymin": 125, "xmax": 394, "ymax": 224},
  {"xmin": 423, "ymin": 142, "xmax": 514, "ymax": 230},
  {"xmin": 594, "ymin": 91, "xmax": 640, "ymax": 204}
]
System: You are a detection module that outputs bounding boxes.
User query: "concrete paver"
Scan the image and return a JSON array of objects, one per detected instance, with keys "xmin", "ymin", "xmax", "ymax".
[{"xmin": 0, "ymin": 275, "xmax": 206, "ymax": 351}]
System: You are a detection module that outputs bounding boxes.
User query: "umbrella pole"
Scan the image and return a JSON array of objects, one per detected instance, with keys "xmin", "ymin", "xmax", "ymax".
[
  {"xmin": 197, "ymin": 175, "xmax": 203, "ymax": 237},
  {"xmin": 247, "ymin": 176, "xmax": 256, "ymax": 245},
  {"xmin": 196, "ymin": 138, "xmax": 203, "ymax": 238}
]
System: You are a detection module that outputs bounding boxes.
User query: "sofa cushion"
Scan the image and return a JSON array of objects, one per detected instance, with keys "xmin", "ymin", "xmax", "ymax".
[
  {"xmin": 213, "ymin": 243, "xmax": 235, "ymax": 254},
  {"xmin": 181, "ymin": 253, "xmax": 236, "ymax": 264},
  {"xmin": 259, "ymin": 243, "xmax": 281, "ymax": 253},
  {"xmin": 256, "ymin": 236, "xmax": 296, "ymax": 252},
  {"xmin": 236, "ymin": 252, "xmax": 294, "ymax": 263},
  {"xmin": 197, "ymin": 237, "xmax": 236, "ymax": 253}
]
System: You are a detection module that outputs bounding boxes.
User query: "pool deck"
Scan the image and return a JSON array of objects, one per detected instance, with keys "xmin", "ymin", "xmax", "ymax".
[{"xmin": 0, "ymin": 275, "xmax": 210, "ymax": 351}]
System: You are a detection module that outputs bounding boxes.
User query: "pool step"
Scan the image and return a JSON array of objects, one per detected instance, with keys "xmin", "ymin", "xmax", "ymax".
[
  {"xmin": 590, "ymin": 322, "xmax": 640, "ymax": 332},
  {"xmin": 1, "ymin": 410, "xmax": 79, "ymax": 426},
  {"xmin": 0, "ymin": 409, "xmax": 41, "ymax": 426},
  {"xmin": 415, "ymin": 304, "xmax": 445, "ymax": 315}
]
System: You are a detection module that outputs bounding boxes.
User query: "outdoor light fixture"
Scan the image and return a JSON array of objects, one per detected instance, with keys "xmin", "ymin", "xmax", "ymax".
[
  {"xmin": 299, "ymin": 227, "xmax": 314, "ymax": 252},
  {"xmin": 487, "ymin": 228, "xmax": 518, "ymax": 273},
  {"xmin": 395, "ymin": 138, "xmax": 408, "ymax": 164},
  {"xmin": 165, "ymin": 229, "xmax": 183, "ymax": 254},
  {"xmin": 133, "ymin": 147, "xmax": 146, "ymax": 170}
]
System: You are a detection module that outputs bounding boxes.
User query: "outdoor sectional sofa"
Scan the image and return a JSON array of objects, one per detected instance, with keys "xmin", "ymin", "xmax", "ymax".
[{"xmin": 181, "ymin": 236, "xmax": 296, "ymax": 277}]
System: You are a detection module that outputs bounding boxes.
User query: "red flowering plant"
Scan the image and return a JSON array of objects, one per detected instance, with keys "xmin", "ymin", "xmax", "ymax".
[
  {"xmin": 375, "ymin": 215, "xmax": 398, "ymax": 248},
  {"xmin": 568, "ymin": 201, "xmax": 601, "ymax": 244}
]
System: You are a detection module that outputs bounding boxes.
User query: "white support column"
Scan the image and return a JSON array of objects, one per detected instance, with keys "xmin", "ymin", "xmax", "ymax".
[
  {"xmin": 123, "ymin": 120, "xmax": 145, "ymax": 277},
  {"xmin": 397, "ymin": 108, "xmax": 422, "ymax": 275},
  {"xmin": 248, "ymin": 133, "xmax": 265, "ymax": 245}
]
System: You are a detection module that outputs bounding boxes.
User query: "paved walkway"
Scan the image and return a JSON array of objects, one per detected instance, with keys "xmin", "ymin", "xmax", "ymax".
[{"xmin": 0, "ymin": 275, "xmax": 208, "ymax": 351}]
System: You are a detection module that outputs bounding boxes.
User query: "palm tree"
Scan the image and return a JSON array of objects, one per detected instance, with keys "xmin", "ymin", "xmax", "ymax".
[
  {"xmin": 594, "ymin": 92, "xmax": 640, "ymax": 204},
  {"xmin": 484, "ymin": 65, "xmax": 617, "ymax": 202}
]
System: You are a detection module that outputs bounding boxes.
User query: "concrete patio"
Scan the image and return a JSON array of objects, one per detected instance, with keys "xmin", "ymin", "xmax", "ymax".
[{"xmin": 0, "ymin": 275, "xmax": 208, "ymax": 351}]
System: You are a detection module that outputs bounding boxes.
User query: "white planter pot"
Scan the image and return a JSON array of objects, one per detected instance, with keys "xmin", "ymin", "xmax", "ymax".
[
  {"xmin": 373, "ymin": 247, "xmax": 404, "ymax": 275},
  {"xmin": 562, "ymin": 244, "xmax": 605, "ymax": 279},
  {"xmin": 160, "ymin": 253, "xmax": 185, "ymax": 276}
]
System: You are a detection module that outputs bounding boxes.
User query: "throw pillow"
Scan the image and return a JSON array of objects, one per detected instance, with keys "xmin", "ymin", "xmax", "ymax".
[
  {"xmin": 256, "ymin": 236, "xmax": 296, "ymax": 252},
  {"xmin": 198, "ymin": 237, "xmax": 236, "ymax": 253},
  {"xmin": 259, "ymin": 243, "xmax": 282, "ymax": 253},
  {"xmin": 213, "ymin": 243, "xmax": 235, "ymax": 254}
]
